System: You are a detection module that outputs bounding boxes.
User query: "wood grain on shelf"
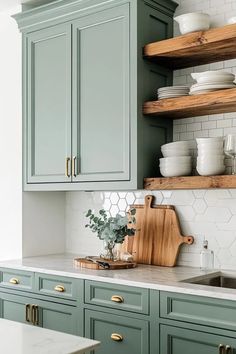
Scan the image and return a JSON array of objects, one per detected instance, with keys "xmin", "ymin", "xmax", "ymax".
[
  {"xmin": 143, "ymin": 88, "xmax": 236, "ymax": 118},
  {"xmin": 144, "ymin": 175, "xmax": 236, "ymax": 190},
  {"xmin": 144, "ymin": 23, "xmax": 236, "ymax": 69}
]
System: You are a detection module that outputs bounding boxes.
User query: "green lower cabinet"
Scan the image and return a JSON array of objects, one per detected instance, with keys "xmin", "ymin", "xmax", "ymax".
[
  {"xmin": 160, "ymin": 324, "xmax": 236, "ymax": 354},
  {"xmin": 85, "ymin": 309, "xmax": 149, "ymax": 354},
  {"xmin": 0, "ymin": 292, "xmax": 78, "ymax": 335}
]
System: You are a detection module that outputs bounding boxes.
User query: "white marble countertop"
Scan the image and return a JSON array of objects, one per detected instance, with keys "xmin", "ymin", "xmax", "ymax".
[
  {"xmin": 0, "ymin": 318, "xmax": 99, "ymax": 354},
  {"xmin": 1, "ymin": 253, "xmax": 236, "ymax": 301}
]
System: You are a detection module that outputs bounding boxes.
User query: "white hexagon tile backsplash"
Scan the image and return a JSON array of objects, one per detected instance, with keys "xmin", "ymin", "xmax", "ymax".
[{"xmin": 65, "ymin": 189, "xmax": 236, "ymax": 271}]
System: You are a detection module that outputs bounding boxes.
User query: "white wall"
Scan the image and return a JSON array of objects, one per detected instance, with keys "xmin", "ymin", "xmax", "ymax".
[
  {"xmin": 65, "ymin": 0, "xmax": 236, "ymax": 270},
  {"xmin": 0, "ymin": 6, "xmax": 22, "ymax": 260}
]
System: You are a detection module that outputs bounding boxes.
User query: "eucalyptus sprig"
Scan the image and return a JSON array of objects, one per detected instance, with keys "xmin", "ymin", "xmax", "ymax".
[{"xmin": 85, "ymin": 208, "xmax": 136, "ymax": 244}]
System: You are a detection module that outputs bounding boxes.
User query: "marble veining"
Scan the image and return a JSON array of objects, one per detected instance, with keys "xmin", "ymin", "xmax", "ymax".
[
  {"xmin": 2, "ymin": 254, "xmax": 236, "ymax": 302},
  {"xmin": 0, "ymin": 318, "xmax": 99, "ymax": 354}
]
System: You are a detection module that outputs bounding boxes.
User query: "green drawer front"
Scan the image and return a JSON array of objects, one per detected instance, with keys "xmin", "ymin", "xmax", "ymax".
[
  {"xmin": 35, "ymin": 273, "xmax": 80, "ymax": 300},
  {"xmin": 85, "ymin": 280, "xmax": 149, "ymax": 314},
  {"xmin": 85, "ymin": 309, "xmax": 149, "ymax": 354},
  {"xmin": 160, "ymin": 291, "xmax": 236, "ymax": 331},
  {"xmin": 0, "ymin": 268, "xmax": 34, "ymax": 291},
  {"xmin": 160, "ymin": 324, "xmax": 236, "ymax": 354}
]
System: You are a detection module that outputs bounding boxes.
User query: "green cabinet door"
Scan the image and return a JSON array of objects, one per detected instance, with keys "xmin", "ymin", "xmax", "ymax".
[
  {"xmin": 0, "ymin": 292, "xmax": 31, "ymax": 324},
  {"xmin": 85, "ymin": 309, "xmax": 149, "ymax": 354},
  {"xmin": 25, "ymin": 23, "xmax": 72, "ymax": 183},
  {"xmin": 72, "ymin": 3, "xmax": 130, "ymax": 182},
  {"xmin": 160, "ymin": 324, "xmax": 236, "ymax": 354}
]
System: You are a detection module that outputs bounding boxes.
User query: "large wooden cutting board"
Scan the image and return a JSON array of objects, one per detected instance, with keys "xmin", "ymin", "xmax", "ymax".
[{"xmin": 124, "ymin": 195, "xmax": 194, "ymax": 267}]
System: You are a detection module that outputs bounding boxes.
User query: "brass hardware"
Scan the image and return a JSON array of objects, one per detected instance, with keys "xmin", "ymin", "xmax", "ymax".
[
  {"xmin": 218, "ymin": 344, "xmax": 225, "ymax": 354},
  {"xmin": 111, "ymin": 333, "xmax": 123, "ymax": 342},
  {"xmin": 72, "ymin": 156, "xmax": 77, "ymax": 177},
  {"xmin": 226, "ymin": 345, "xmax": 231, "ymax": 354},
  {"xmin": 111, "ymin": 295, "xmax": 124, "ymax": 303},
  {"xmin": 54, "ymin": 285, "xmax": 65, "ymax": 293},
  {"xmin": 65, "ymin": 157, "xmax": 71, "ymax": 178},
  {"xmin": 25, "ymin": 304, "xmax": 31, "ymax": 323},
  {"xmin": 31, "ymin": 305, "xmax": 39, "ymax": 326},
  {"xmin": 9, "ymin": 278, "xmax": 19, "ymax": 285}
]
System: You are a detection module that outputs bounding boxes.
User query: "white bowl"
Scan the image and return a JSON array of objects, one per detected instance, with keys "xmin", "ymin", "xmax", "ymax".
[
  {"xmin": 160, "ymin": 156, "xmax": 192, "ymax": 164},
  {"xmin": 197, "ymin": 156, "xmax": 225, "ymax": 163},
  {"xmin": 196, "ymin": 163, "xmax": 225, "ymax": 176},
  {"xmin": 174, "ymin": 13, "xmax": 210, "ymax": 35},
  {"xmin": 197, "ymin": 146, "xmax": 224, "ymax": 153},
  {"xmin": 161, "ymin": 141, "xmax": 190, "ymax": 149},
  {"xmin": 161, "ymin": 148, "xmax": 191, "ymax": 157},
  {"xmin": 227, "ymin": 17, "xmax": 236, "ymax": 25},
  {"xmin": 160, "ymin": 164, "xmax": 192, "ymax": 177},
  {"xmin": 192, "ymin": 71, "xmax": 235, "ymax": 84},
  {"xmin": 196, "ymin": 137, "xmax": 224, "ymax": 144}
]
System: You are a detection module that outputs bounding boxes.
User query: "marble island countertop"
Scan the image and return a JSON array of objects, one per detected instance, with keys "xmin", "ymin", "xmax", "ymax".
[
  {"xmin": 1, "ymin": 253, "xmax": 236, "ymax": 301},
  {"xmin": 0, "ymin": 318, "xmax": 99, "ymax": 354}
]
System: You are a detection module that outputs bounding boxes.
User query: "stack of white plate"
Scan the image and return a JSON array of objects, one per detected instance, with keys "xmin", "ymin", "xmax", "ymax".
[
  {"xmin": 160, "ymin": 141, "xmax": 192, "ymax": 177},
  {"xmin": 190, "ymin": 71, "xmax": 236, "ymax": 95},
  {"xmin": 196, "ymin": 137, "xmax": 225, "ymax": 176},
  {"xmin": 157, "ymin": 86, "xmax": 190, "ymax": 100}
]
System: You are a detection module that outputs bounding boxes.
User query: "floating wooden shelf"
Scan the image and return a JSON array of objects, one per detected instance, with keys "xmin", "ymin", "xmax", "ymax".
[
  {"xmin": 143, "ymin": 88, "xmax": 236, "ymax": 118},
  {"xmin": 144, "ymin": 23, "xmax": 236, "ymax": 69},
  {"xmin": 144, "ymin": 175, "xmax": 236, "ymax": 190}
]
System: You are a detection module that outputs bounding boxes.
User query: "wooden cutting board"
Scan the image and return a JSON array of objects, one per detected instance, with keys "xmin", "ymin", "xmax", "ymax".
[{"xmin": 123, "ymin": 195, "xmax": 194, "ymax": 267}]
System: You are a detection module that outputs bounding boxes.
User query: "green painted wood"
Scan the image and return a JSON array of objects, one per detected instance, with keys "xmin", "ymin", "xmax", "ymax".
[
  {"xmin": 14, "ymin": 0, "xmax": 176, "ymax": 191},
  {"xmin": 160, "ymin": 291, "xmax": 236, "ymax": 332},
  {"xmin": 0, "ymin": 292, "xmax": 33, "ymax": 324},
  {"xmin": 0, "ymin": 268, "xmax": 34, "ymax": 292},
  {"xmin": 72, "ymin": 3, "xmax": 130, "ymax": 182},
  {"xmin": 85, "ymin": 309, "xmax": 149, "ymax": 354},
  {"xmin": 26, "ymin": 23, "xmax": 72, "ymax": 183},
  {"xmin": 35, "ymin": 273, "xmax": 82, "ymax": 301},
  {"xmin": 160, "ymin": 324, "xmax": 236, "ymax": 354},
  {"xmin": 85, "ymin": 281, "xmax": 149, "ymax": 315}
]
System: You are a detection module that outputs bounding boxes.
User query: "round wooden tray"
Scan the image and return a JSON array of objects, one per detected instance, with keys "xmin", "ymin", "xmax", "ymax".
[{"xmin": 74, "ymin": 257, "xmax": 137, "ymax": 270}]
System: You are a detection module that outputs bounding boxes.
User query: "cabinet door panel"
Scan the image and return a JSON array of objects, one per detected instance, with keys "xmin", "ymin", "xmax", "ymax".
[
  {"xmin": 0, "ymin": 292, "xmax": 31, "ymax": 324},
  {"xmin": 26, "ymin": 23, "xmax": 71, "ymax": 183},
  {"xmin": 160, "ymin": 324, "xmax": 236, "ymax": 354},
  {"xmin": 85, "ymin": 309, "xmax": 149, "ymax": 354},
  {"xmin": 72, "ymin": 4, "xmax": 130, "ymax": 182}
]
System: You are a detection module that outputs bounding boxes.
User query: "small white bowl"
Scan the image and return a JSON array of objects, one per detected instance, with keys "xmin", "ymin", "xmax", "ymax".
[
  {"xmin": 192, "ymin": 71, "xmax": 235, "ymax": 84},
  {"xmin": 196, "ymin": 137, "xmax": 224, "ymax": 144},
  {"xmin": 161, "ymin": 148, "xmax": 191, "ymax": 158},
  {"xmin": 160, "ymin": 156, "xmax": 192, "ymax": 164},
  {"xmin": 160, "ymin": 164, "xmax": 192, "ymax": 177},
  {"xmin": 174, "ymin": 13, "xmax": 210, "ymax": 35},
  {"xmin": 196, "ymin": 163, "xmax": 225, "ymax": 176},
  {"xmin": 161, "ymin": 141, "xmax": 190, "ymax": 149}
]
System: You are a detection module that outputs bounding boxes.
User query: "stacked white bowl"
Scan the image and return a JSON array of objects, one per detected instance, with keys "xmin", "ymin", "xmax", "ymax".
[
  {"xmin": 196, "ymin": 137, "xmax": 225, "ymax": 176},
  {"xmin": 160, "ymin": 141, "xmax": 192, "ymax": 177}
]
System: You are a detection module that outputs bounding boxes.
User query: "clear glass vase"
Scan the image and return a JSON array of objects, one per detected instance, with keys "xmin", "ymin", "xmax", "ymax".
[{"xmin": 100, "ymin": 241, "xmax": 119, "ymax": 261}]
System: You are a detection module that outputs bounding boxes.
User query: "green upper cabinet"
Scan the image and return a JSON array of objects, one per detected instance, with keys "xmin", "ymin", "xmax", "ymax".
[
  {"xmin": 13, "ymin": 0, "xmax": 177, "ymax": 191},
  {"xmin": 25, "ymin": 23, "xmax": 72, "ymax": 183}
]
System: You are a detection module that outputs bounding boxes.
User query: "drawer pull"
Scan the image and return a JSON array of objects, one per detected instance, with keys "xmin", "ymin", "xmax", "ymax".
[
  {"xmin": 54, "ymin": 285, "xmax": 65, "ymax": 292},
  {"xmin": 32, "ymin": 304, "xmax": 39, "ymax": 326},
  {"xmin": 9, "ymin": 278, "xmax": 19, "ymax": 285},
  {"xmin": 218, "ymin": 344, "xmax": 225, "ymax": 354},
  {"xmin": 25, "ymin": 304, "xmax": 31, "ymax": 323},
  {"xmin": 111, "ymin": 333, "xmax": 123, "ymax": 342},
  {"xmin": 226, "ymin": 345, "xmax": 231, "ymax": 354},
  {"xmin": 111, "ymin": 295, "xmax": 124, "ymax": 303}
]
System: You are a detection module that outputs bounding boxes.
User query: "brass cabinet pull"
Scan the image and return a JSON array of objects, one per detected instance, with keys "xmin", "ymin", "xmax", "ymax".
[
  {"xmin": 65, "ymin": 157, "xmax": 71, "ymax": 177},
  {"xmin": 32, "ymin": 305, "xmax": 39, "ymax": 325},
  {"xmin": 218, "ymin": 344, "xmax": 225, "ymax": 354},
  {"xmin": 72, "ymin": 156, "xmax": 77, "ymax": 177},
  {"xmin": 111, "ymin": 333, "xmax": 123, "ymax": 342},
  {"xmin": 111, "ymin": 295, "xmax": 124, "ymax": 303},
  {"xmin": 54, "ymin": 285, "xmax": 65, "ymax": 293},
  {"xmin": 226, "ymin": 345, "xmax": 232, "ymax": 354},
  {"xmin": 9, "ymin": 278, "xmax": 19, "ymax": 285},
  {"xmin": 25, "ymin": 304, "xmax": 31, "ymax": 323}
]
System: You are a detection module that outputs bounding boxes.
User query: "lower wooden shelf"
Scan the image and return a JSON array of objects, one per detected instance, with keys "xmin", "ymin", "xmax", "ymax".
[{"xmin": 144, "ymin": 175, "xmax": 236, "ymax": 190}]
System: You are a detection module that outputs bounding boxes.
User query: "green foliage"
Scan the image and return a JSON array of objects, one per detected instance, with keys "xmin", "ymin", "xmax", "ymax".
[{"xmin": 85, "ymin": 208, "xmax": 137, "ymax": 244}]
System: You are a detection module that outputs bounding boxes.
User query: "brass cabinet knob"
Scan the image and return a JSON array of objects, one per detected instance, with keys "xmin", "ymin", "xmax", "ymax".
[
  {"xmin": 54, "ymin": 285, "xmax": 65, "ymax": 292},
  {"xmin": 218, "ymin": 344, "xmax": 225, "ymax": 354},
  {"xmin": 226, "ymin": 345, "xmax": 232, "ymax": 354},
  {"xmin": 9, "ymin": 278, "xmax": 19, "ymax": 285},
  {"xmin": 111, "ymin": 295, "xmax": 124, "ymax": 303},
  {"xmin": 111, "ymin": 333, "xmax": 123, "ymax": 342}
]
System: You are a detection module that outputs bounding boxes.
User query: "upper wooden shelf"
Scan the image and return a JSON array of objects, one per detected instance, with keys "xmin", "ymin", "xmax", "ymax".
[
  {"xmin": 143, "ymin": 88, "xmax": 236, "ymax": 118},
  {"xmin": 144, "ymin": 23, "xmax": 236, "ymax": 69},
  {"xmin": 144, "ymin": 175, "xmax": 236, "ymax": 190}
]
